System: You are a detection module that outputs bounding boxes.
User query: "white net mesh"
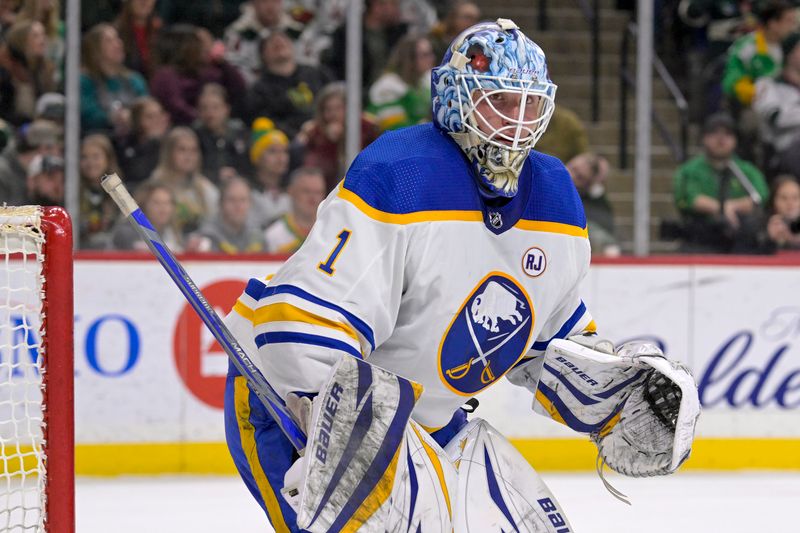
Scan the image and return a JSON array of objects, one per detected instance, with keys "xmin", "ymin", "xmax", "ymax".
[{"xmin": 0, "ymin": 206, "xmax": 46, "ymax": 532}]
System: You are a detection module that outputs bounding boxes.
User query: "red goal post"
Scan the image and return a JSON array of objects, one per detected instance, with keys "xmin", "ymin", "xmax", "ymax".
[{"xmin": 0, "ymin": 206, "xmax": 74, "ymax": 533}]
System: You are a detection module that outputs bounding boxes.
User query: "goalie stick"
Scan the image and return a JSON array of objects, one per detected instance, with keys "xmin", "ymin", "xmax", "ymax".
[{"xmin": 101, "ymin": 173, "xmax": 308, "ymax": 452}]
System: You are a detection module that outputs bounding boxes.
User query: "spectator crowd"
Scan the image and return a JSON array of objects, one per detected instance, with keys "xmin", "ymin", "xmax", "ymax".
[
  {"xmin": 668, "ymin": 0, "xmax": 800, "ymax": 253},
  {"xmin": 0, "ymin": 0, "xmax": 481, "ymax": 254},
  {"xmin": 2, "ymin": 0, "xmax": 799, "ymax": 256}
]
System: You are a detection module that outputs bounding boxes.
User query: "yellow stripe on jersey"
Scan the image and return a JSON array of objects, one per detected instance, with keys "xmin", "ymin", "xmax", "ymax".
[
  {"xmin": 411, "ymin": 425, "xmax": 452, "ymax": 519},
  {"xmin": 514, "ymin": 219, "xmax": 589, "ymax": 238},
  {"xmin": 342, "ymin": 445, "xmax": 403, "ymax": 531},
  {"xmin": 234, "ymin": 299, "xmax": 361, "ymax": 349},
  {"xmin": 339, "ymin": 186, "xmax": 588, "ymax": 238},
  {"xmin": 254, "ymin": 302, "xmax": 362, "ymax": 348},
  {"xmin": 339, "ymin": 187, "xmax": 483, "ymax": 224},
  {"xmin": 231, "ymin": 276, "xmax": 273, "ymax": 320},
  {"xmin": 234, "ymin": 377, "xmax": 290, "ymax": 533},
  {"xmin": 583, "ymin": 320, "xmax": 597, "ymax": 334},
  {"xmin": 233, "ymin": 299, "xmax": 255, "ymax": 321}
]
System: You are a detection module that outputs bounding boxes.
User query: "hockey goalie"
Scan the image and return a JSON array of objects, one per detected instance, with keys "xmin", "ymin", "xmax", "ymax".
[{"xmin": 223, "ymin": 18, "xmax": 700, "ymax": 532}]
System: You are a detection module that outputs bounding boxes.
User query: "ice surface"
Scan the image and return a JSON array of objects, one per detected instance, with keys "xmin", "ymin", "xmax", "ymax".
[{"xmin": 76, "ymin": 472, "xmax": 800, "ymax": 532}]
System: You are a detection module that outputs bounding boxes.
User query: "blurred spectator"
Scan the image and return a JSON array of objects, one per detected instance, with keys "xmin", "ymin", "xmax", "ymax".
[
  {"xmin": 0, "ymin": 116, "xmax": 10, "ymax": 150},
  {"xmin": 192, "ymin": 176, "xmax": 266, "ymax": 253},
  {"xmin": 35, "ymin": 91, "xmax": 64, "ymax": 122},
  {"xmin": 150, "ymin": 24, "xmax": 246, "ymax": 125},
  {"xmin": 0, "ymin": 118, "xmax": 59, "ymax": 205},
  {"xmin": 754, "ymin": 32, "xmax": 800, "ymax": 176},
  {"xmin": 679, "ymin": 0, "xmax": 756, "ymax": 61},
  {"xmin": 80, "ymin": 23, "xmax": 149, "ymax": 135},
  {"xmin": 399, "ymin": 0, "xmax": 437, "ymax": 35},
  {"xmin": 247, "ymin": 30, "xmax": 330, "ymax": 138},
  {"xmin": 150, "ymin": 126, "xmax": 219, "ymax": 233},
  {"xmin": 28, "ymin": 118, "xmax": 62, "ymax": 155},
  {"xmin": 673, "ymin": 112, "xmax": 770, "ymax": 253},
  {"xmin": 79, "ymin": 134, "xmax": 120, "ymax": 248},
  {"xmin": 286, "ymin": 0, "xmax": 347, "ymax": 66},
  {"xmin": 427, "ymin": 0, "xmax": 451, "ymax": 19},
  {"xmin": 25, "ymin": 153, "xmax": 63, "ymax": 205},
  {"xmin": 679, "ymin": 0, "xmax": 757, "ymax": 118},
  {"xmin": 81, "ymin": 0, "xmax": 123, "ymax": 32},
  {"xmin": 288, "ymin": 0, "xmax": 434, "ymax": 66},
  {"xmin": 249, "ymin": 116, "xmax": 291, "ymax": 227},
  {"xmin": 294, "ymin": 82, "xmax": 380, "ymax": 192},
  {"xmin": 159, "ymin": 0, "xmax": 243, "ymax": 39},
  {"xmin": 194, "ymin": 83, "xmax": 250, "ymax": 184},
  {"xmin": 765, "ymin": 174, "xmax": 800, "ymax": 248},
  {"xmin": 109, "ymin": 180, "xmax": 184, "ymax": 251},
  {"xmin": 264, "ymin": 166, "xmax": 325, "ymax": 253},
  {"xmin": 0, "ymin": 0, "xmax": 18, "ymax": 36},
  {"xmin": 428, "ymin": 0, "xmax": 480, "ymax": 60},
  {"xmin": 197, "ymin": 27, "xmax": 229, "ymax": 64},
  {"xmin": 17, "ymin": 0, "xmax": 64, "ymax": 83},
  {"xmin": 535, "ymin": 105, "xmax": 590, "ymax": 164},
  {"xmin": 566, "ymin": 152, "xmax": 620, "ymax": 256},
  {"xmin": 367, "ymin": 33, "xmax": 434, "ymax": 131},
  {"xmin": 116, "ymin": 96, "xmax": 169, "ymax": 184},
  {"xmin": 0, "ymin": 20, "xmax": 57, "ymax": 125},
  {"xmin": 722, "ymin": 0, "xmax": 796, "ymax": 108},
  {"xmin": 323, "ymin": 0, "xmax": 408, "ymax": 91},
  {"xmin": 224, "ymin": 0, "xmax": 304, "ymax": 85},
  {"xmin": 113, "ymin": 0, "xmax": 162, "ymax": 78}
]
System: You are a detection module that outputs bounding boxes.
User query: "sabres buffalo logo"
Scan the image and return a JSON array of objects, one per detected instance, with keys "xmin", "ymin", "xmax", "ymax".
[{"xmin": 438, "ymin": 272, "xmax": 534, "ymax": 395}]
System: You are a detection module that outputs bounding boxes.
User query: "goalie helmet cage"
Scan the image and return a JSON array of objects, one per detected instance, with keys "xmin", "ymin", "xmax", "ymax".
[{"xmin": 0, "ymin": 206, "xmax": 74, "ymax": 533}]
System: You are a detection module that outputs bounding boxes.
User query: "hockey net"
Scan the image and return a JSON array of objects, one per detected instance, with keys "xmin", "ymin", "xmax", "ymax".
[{"xmin": 0, "ymin": 206, "xmax": 73, "ymax": 533}]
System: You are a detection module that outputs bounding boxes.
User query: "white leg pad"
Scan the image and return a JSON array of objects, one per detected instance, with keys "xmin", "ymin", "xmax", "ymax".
[
  {"xmin": 386, "ymin": 421, "xmax": 457, "ymax": 532},
  {"xmin": 444, "ymin": 418, "xmax": 575, "ymax": 533}
]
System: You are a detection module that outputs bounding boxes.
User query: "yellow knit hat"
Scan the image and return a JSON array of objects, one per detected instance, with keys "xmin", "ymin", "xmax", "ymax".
[{"xmin": 250, "ymin": 117, "xmax": 289, "ymax": 164}]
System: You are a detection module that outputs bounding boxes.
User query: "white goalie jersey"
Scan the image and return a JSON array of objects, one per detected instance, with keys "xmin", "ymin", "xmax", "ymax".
[{"xmin": 230, "ymin": 123, "xmax": 596, "ymax": 430}]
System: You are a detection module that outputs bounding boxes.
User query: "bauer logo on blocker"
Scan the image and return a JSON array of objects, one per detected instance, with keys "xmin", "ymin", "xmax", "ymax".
[
  {"xmin": 522, "ymin": 247, "xmax": 547, "ymax": 277},
  {"xmin": 439, "ymin": 273, "xmax": 534, "ymax": 395}
]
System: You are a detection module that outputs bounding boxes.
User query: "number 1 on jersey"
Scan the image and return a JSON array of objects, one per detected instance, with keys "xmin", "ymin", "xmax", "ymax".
[{"xmin": 318, "ymin": 229, "xmax": 351, "ymax": 276}]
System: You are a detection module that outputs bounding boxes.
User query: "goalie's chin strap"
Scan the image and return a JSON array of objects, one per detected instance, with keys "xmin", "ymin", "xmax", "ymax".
[{"xmin": 595, "ymin": 454, "xmax": 631, "ymax": 506}]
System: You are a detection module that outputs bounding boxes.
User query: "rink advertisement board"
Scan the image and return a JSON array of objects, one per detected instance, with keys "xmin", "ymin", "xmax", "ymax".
[{"xmin": 16, "ymin": 254, "xmax": 800, "ymax": 473}]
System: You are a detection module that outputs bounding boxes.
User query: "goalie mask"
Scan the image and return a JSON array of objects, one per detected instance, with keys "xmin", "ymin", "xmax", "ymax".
[{"xmin": 432, "ymin": 19, "xmax": 557, "ymax": 197}]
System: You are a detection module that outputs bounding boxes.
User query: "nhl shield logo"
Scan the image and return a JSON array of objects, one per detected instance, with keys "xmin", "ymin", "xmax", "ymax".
[
  {"xmin": 488, "ymin": 211, "xmax": 503, "ymax": 229},
  {"xmin": 438, "ymin": 272, "xmax": 535, "ymax": 395}
]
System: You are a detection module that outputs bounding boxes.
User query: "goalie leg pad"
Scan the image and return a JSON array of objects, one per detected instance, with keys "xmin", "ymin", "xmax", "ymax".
[
  {"xmin": 385, "ymin": 421, "xmax": 457, "ymax": 532},
  {"xmin": 444, "ymin": 418, "xmax": 575, "ymax": 533},
  {"xmin": 294, "ymin": 356, "xmax": 425, "ymax": 532}
]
